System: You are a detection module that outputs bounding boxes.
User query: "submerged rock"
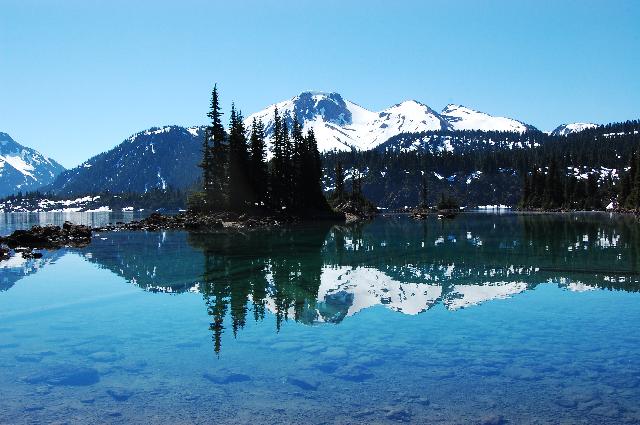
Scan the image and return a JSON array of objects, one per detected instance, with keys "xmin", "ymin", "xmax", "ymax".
[
  {"xmin": 202, "ymin": 371, "xmax": 251, "ymax": 384},
  {"xmin": 23, "ymin": 365, "xmax": 100, "ymax": 386},
  {"xmin": 106, "ymin": 388, "xmax": 134, "ymax": 401},
  {"xmin": 286, "ymin": 376, "xmax": 319, "ymax": 391}
]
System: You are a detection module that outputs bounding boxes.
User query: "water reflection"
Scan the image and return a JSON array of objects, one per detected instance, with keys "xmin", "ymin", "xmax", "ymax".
[{"xmin": 2, "ymin": 213, "xmax": 640, "ymax": 353}]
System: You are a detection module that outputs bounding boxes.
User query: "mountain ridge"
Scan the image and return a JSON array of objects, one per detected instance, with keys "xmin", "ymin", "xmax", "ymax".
[{"xmin": 0, "ymin": 132, "xmax": 66, "ymax": 197}]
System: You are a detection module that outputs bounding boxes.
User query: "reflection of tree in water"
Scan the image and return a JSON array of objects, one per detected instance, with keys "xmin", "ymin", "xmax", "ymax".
[{"xmin": 188, "ymin": 225, "xmax": 331, "ymax": 355}]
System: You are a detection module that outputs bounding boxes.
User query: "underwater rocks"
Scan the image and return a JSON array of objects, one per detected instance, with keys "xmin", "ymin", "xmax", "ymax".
[
  {"xmin": 286, "ymin": 376, "xmax": 319, "ymax": 391},
  {"xmin": 23, "ymin": 365, "xmax": 100, "ymax": 386},
  {"xmin": 202, "ymin": 371, "xmax": 252, "ymax": 384}
]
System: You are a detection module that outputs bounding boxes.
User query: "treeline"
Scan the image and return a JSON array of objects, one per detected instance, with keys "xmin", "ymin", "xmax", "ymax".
[
  {"xmin": 0, "ymin": 188, "xmax": 188, "ymax": 211},
  {"xmin": 618, "ymin": 150, "xmax": 640, "ymax": 209},
  {"xmin": 320, "ymin": 120, "xmax": 640, "ymax": 208},
  {"xmin": 520, "ymin": 159, "xmax": 607, "ymax": 210},
  {"xmin": 192, "ymin": 85, "xmax": 329, "ymax": 215}
]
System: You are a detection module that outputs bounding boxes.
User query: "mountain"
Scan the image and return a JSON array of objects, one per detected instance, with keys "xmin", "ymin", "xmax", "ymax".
[
  {"xmin": 551, "ymin": 122, "xmax": 599, "ymax": 136},
  {"xmin": 46, "ymin": 126, "xmax": 204, "ymax": 196},
  {"xmin": 243, "ymin": 92, "xmax": 536, "ymax": 154},
  {"xmin": 441, "ymin": 104, "xmax": 534, "ymax": 133},
  {"xmin": 0, "ymin": 132, "xmax": 65, "ymax": 197}
]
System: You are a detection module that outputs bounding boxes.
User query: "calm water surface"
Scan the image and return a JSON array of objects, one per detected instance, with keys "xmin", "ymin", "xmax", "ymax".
[{"xmin": 1, "ymin": 212, "xmax": 639, "ymax": 424}]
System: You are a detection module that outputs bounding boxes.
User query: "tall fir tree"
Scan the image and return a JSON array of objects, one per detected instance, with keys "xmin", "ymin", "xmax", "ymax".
[
  {"xmin": 304, "ymin": 128, "xmax": 327, "ymax": 209},
  {"xmin": 249, "ymin": 118, "xmax": 268, "ymax": 206},
  {"xmin": 207, "ymin": 84, "xmax": 227, "ymax": 209},
  {"xmin": 280, "ymin": 117, "xmax": 292, "ymax": 208},
  {"xmin": 334, "ymin": 161, "xmax": 345, "ymax": 201},
  {"xmin": 270, "ymin": 107, "xmax": 285, "ymax": 208},
  {"xmin": 227, "ymin": 104, "xmax": 250, "ymax": 211},
  {"xmin": 290, "ymin": 117, "xmax": 306, "ymax": 210}
]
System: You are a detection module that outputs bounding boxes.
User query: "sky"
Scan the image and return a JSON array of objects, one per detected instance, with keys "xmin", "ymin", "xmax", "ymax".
[{"xmin": 2, "ymin": 0, "xmax": 639, "ymax": 168}]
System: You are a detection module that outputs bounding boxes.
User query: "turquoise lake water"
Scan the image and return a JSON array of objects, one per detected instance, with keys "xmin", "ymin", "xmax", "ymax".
[{"xmin": 1, "ymin": 212, "xmax": 639, "ymax": 424}]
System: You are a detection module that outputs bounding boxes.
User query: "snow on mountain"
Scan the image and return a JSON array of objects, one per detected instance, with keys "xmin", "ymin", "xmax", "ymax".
[
  {"xmin": 244, "ymin": 92, "xmax": 539, "ymax": 155},
  {"xmin": 441, "ymin": 104, "xmax": 534, "ymax": 133},
  {"xmin": 551, "ymin": 122, "xmax": 598, "ymax": 136},
  {"xmin": 245, "ymin": 92, "xmax": 450, "ymax": 154},
  {"xmin": 0, "ymin": 132, "xmax": 66, "ymax": 197}
]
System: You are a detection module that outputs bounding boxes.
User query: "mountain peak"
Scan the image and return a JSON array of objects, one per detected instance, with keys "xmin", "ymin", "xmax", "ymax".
[
  {"xmin": 551, "ymin": 122, "xmax": 598, "ymax": 137},
  {"xmin": 441, "ymin": 104, "xmax": 534, "ymax": 133},
  {"xmin": 0, "ymin": 132, "xmax": 66, "ymax": 197}
]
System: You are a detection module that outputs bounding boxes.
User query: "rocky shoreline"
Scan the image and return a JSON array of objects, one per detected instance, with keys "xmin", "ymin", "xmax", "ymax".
[{"xmin": 0, "ymin": 210, "xmax": 356, "ymax": 263}]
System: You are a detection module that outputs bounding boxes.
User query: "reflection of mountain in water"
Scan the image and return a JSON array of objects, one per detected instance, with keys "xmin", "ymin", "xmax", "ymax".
[
  {"xmin": 0, "ymin": 250, "xmax": 63, "ymax": 292},
  {"xmin": 2, "ymin": 213, "xmax": 640, "ymax": 353}
]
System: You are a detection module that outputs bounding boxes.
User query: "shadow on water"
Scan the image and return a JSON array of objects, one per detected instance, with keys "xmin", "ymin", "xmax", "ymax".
[{"xmin": 2, "ymin": 213, "xmax": 640, "ymax": 353}]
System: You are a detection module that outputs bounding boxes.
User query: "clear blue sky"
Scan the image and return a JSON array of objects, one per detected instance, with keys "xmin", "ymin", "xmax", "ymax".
[{"xmin": 2, "ymin": 0, "xmax": 639, "ymax": 168}]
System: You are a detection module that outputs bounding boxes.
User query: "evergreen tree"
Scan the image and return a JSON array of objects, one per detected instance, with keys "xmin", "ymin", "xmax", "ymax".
[
  {"xmin": 303, "ymin": 128, "xmax": 327, "ymax": 209},
  {"xmin": 280, "ymin": 117, "xmax": 292, "ymax": 208},
  {"xmin": 420, "ymin": 173, "xmax": 428, "ymax": 208},
  {"xmin": 249, "ymin": 119, "xmax": 268, "ymax": 206},
  {"xmin": 270, "ymin": 107, "xmax": 285, "ymax": 208},
  {"xmin": 290, "ymin": 117, "xmax": 306, "ymax": 210},
  {"xmin": 334, "ymin": 161, "xmax": 345, "ymax": 201},
  {"xmin": 227, "ymin": 104, "xmax": 250, "ymax": 211},
  {"xmin": 207, "ymin": 84, "xmax": 227, "ymax": 209}
]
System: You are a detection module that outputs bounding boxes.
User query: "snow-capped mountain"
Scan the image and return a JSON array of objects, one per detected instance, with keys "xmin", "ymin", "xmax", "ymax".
[
  {"xmin": 0, "ymin": 132, "xmax": 65, "ymax": 197},
  {"xmin": 551, "ymin": 122, "xmax": 599, "ymax": 136},
  {"xmin": 244, "ymin": 92, "xmax": 536, "ymax": 154},
  {"xmin": 46, "ymin": 126, "xmax": 204, "ymax": 196},
  {"xmin": 441, "ymin": 104, "xmax": 534, "ymax": 133}
]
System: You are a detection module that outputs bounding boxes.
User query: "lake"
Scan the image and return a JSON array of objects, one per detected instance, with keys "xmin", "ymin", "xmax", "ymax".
[{"xmin": 1, "ymin": 212, "xmax": 639, "ymax": 424}]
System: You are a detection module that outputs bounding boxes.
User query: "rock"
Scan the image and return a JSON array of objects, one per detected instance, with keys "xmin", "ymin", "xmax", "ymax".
[
  {"xmin": 478, "ymin": 414, "xmax": 506, "ymax": 425},
  {"xmin": 286, "ymin": 377, "xmax": 318, "ymax": 391},
  {"xmin": 15, "ymin": 353, "xmax": 43, "ymax": 363},
  {"xmin": 590, "ymin": 405, "xmax": 622, "ymax": 419},
  {"xmin": 202, "ymin": 372, "xmax": 251, "ymax": 384},
  {"xmin": 21, "ymin": 250, "xmax": 43, "ymax": 259},
  {"xmin": 23, "ymin": 365, "xmax": 100, "ymax": 386},
  {"xmin": 88, "ymin": 351, "xmax": 123, "ymax": 363},
  {"xmin": 0, "ymin": 222, "xmax": 91, "ymax": 250},
  {"xmin": 386, "ymin": 408, "xmax": 412, "ymax": 422},
  {"xmin": 334, "ymin": 365, "xmax": 374, "ymax": 382},
  {"xmin": 118, "ymin": 360, "xmax": 147, "ymax": 373},
  {"xmin": 555, "ymin": 397, "xmax": 577, "ymax": 408},
  {"xmin": 106, "ymin": 388, "xmax": 133, "ymax": 401}
]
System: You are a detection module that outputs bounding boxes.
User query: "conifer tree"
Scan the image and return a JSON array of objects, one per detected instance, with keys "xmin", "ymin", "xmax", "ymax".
[
  {"xmin": 271, "ymin": 107, "xmax": 285, "ymax": 208},
  {"xmin": 249, "ymin": 118, "xmax": 268, "ymax": 205},
  {"xmin": 227, "ymin": 104, "xmax": 249, "ymax": 211},
  {"xmin": 420, "ymin": 174, "xmax": 429, "ymax": 208},
  {"xmin": 291, "ymin": 117, "xmax": 306, "ymax": 209},
  {"xmin": 280, "ymin": 117, "xmax": 292, "ymax": 208},
  {"xmin": 207, "ymin": 84, "xmax": 227, "ymax": 209},
  {"xmin": 304, "ymin": 128, "xmax": 326, "ymax": 209},
  {"xmin": 334, "ymin": 161, "xmax": 345, "ymax": 201}
]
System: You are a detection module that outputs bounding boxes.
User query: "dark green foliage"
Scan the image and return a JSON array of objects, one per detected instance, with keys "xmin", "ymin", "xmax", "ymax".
[
  {"xmin": 227, "ymin": 104, "xmax": 250, "ymax": 211},
  {"xmin": 321, "ymin": 119, "xmax": 639, "ymax": 209},
  {"xmin": 206, "ymin": 84, "xmax": 227, "ymax": 210},
  {"xmin": 192, "ymin": 86, "xmax": 332, "ymax": 216},
  {"xmin": 334, "ymin": 161, "xmax": 345, "ymax": 201},
  {"xmin": 249, "ymin": 119, "xmax": 268, "ymax": 206},
  {"xmin": 437, "ymin": 193, "xmax": 459, "ymax": 210}
]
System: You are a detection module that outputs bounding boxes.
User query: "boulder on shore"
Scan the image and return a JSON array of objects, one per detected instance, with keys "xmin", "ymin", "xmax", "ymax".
[{"xmin": 0, "ymin": 221, "xmax": 92, "ymax": 249}]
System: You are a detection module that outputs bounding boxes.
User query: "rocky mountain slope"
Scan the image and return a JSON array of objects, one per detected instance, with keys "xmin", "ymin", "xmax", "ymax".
[{"xmin": 0, "ymin": 132, "xmax": 65, "ymax": 197}]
